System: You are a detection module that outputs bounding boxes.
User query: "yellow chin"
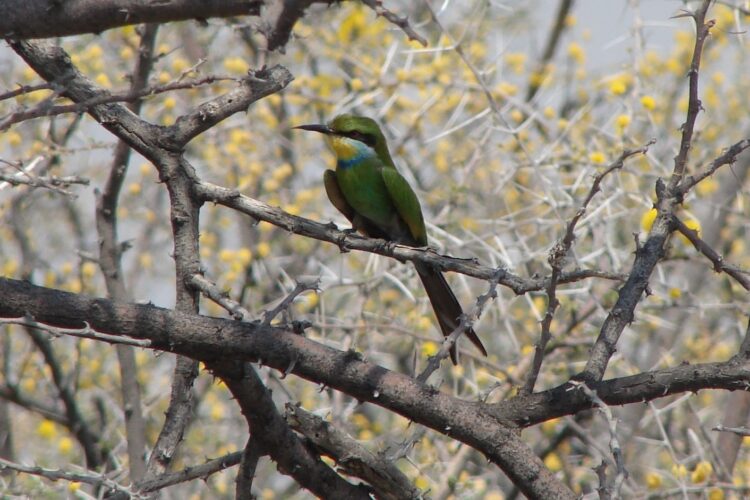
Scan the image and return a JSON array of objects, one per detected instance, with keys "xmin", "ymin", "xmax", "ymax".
[{"xmin": 328, "ymin": 135, "xmax": 359, "ymax": 161}]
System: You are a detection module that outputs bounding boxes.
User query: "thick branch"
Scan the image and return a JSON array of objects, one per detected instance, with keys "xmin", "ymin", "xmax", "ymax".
[
  {"xmin": 0, "ymin": 277, "xmax": 575, "ymax": 500},
  {"xmin": 0, "ymin": 0, "xmax": 261, "ymax": 39}
]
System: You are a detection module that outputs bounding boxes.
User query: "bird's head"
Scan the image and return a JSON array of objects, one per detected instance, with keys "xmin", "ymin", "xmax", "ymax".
[{"xmin": 294, "ymin": 114, "xmax": 395, "ymax": 167}]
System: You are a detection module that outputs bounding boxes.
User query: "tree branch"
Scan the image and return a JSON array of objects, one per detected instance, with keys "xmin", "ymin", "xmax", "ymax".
[
  {"xmin": 0, "ymin": 0, "xmax": 262, "ymax": 39},
  {"xmin": 0, "ymin": 276, "xmax": 576, "ymax": 500}
]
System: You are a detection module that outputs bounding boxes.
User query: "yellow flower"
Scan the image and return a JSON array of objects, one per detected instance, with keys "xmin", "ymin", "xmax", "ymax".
[
  {"xmin": 608, "ymin": 75, "xmax": 629, "ymax": 95},
  {"xmin": 128, "ymin": 182, "xmax": 141, "ymax": 195},
  {"xmin": 567, "ymin": 42, "xmax": 585, "ymax": 64},
  {"xmin": 338, "ymin": 6, "xmax": 368, "ymax": 42},
  {"xmin": 58, "ymin": 437, "xmax": 74, "ymax": 454},
  {"xmin": 210, "ymin": 402, "xmax": 225, "ymax": 421},
  {"xmin": 645, "ymin": 472, "xmax": 662, "ymax": 489},
  {"xmin": 119, "ymin": 46, "xmax": 134, "ymax": 60},
  {"xmin": 544, "ymin": 453, "xmax": 563, "ymax": 472},
  {"xmin": 668, "ymin": 287, "xmax": 682, "ymax": 300},
  {"xmin": 691, "ymin": 460, "xmax": 712, "ymax": 483},
  {"xmin": 224, "ymin": 57, "xmax": 250, "ymax": 73},
  {"xmin": 414, "ymin": 476, "xmax": 430, "ymax": 490},
  {"xmin": 707, "ymin": 488, "xmax": 724, "ymax": 500},
  {"xmin": 671, "ymin": 463, "xmax": 688, "ymax": 478},
  {"xmin": 350, "ymin": 78, "xmax": 363, "ymax": 91},
  {"xmin": 641, "ymin": 208, "xmax": 657, "ymax": 231},
  {"xmin": 81, "ymin": 261, "xmax": 97, "ymax": 279},
  {"xmin": 589, "ymin": 151, "xmax": 606, "ymax": 164},
  {"xmin": 696, "ymin": 178, "xmax": 718, "ymax": 196},
  {"xmin": 95, "ymin": 73, "xmax": 112, "ymax": 88},
  {"xmin": 615, "ymin": 114, "xmax": 631, "ymax": 130},
  {"xmin": 7, "ymin": 131, "xmax": 22, "ymax": 146},
  {"xmin": 256, "ymin": 242, "xmax": 271, "ymax": 259},
  {"xmin": 2, "ymin": 259, "xmax": 19, "ymax": 277},
  {"xmin": 171, "ymin": 57, "xmax": 190, "ymax": 73},
  {"xmin": 163, "ymin": 96, "xmax": 176, "ymax": 110},
  {"xmin": 505, "ymin": 52, "xmax": 526, "ymax": 74},
  {"xmin": 68, "ymin": 482, "xmax": 81, "ymax": 492},
  {"xmin": 37, "ymin": 420, "xmax": 57, "ymax": 439},
  {"xmin": 236, "ymin": 248, "xmax": 252, "ymax": 266},
  {"xmin": 678, "ymin": 219, "xmax": 701, "ymax": 245},
  {"xmin": 422, "ymin": 342, "xmax": 439, "ymax": 357}
]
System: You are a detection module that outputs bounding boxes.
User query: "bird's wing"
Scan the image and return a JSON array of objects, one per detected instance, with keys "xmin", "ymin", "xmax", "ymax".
[
  {"xmin": 381, "ymin": 167, "xmax": 428, "ymax": 246},
  {"xmin": 324, "ymin": 169, "xmax": 356, "ymax": 222},
  {"xmin": 325, "ymin": 169, "xmax": 388, "ymax": 239}
]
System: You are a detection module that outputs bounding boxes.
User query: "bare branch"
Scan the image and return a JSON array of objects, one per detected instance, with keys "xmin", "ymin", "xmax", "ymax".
[
  {"xmin": 360, "ymin": 0, "xmax": 427, "ymax": 47},
  {"xmin": 0, "ymin": 75, "xmax": 238, "ymax": 131},
  {"xmin": 0, "ymin": 0, "xmax": 262, "ymax": 39},
  {"xmin": 0, "ymin": 317, "xmax": 152, "ymax": 347},
  {"xmin": 0, "ymin": 457, "xmax": 135, "ymax": 496},
  {"xmin": 669, "ymin": 1, "xmax": 715, "ymax": 189},
  {"xmin": 134, "ymin": 451, "xmax": 243, "ymax": 494},
  {"xmin": 0, "ymin": 276, "xmax": 576, "ymax": 500},
  {"xmin": 196, "ymin": 180, "xmax": 626, "ymax": 293},
  {"xmin": 262, "ymin": 280, "xmax": 319, "ymax": 326},
  {"xmin": 285, "ymin": 403, "xmax": 422, "ymax": 499},
  {"xmin": 677, "ymin": 138, "xmax": 750, "ymax": 195},
  {"xmin": 713, "ymin": 425, "xmax": 750, "ymax": 437},
  {"xmin": 417, "ymin": 276, "xmax": 500, "ymax": 382},
  {"xmin": 189, "ymin": 274, "xmax": 252, "ymax": 321},
  {"xmin": 673, "ymin": 216, "xmax": 750, "ymax": 291},
  {"xmin": 572, "ymin": 382, "xmax": 627, "ymax": 498}
]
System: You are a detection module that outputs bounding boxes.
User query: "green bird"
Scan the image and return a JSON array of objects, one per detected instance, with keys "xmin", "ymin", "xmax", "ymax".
[{"xmin": 295, "ymin": 114, "xmax": 487, "ymax": 364}]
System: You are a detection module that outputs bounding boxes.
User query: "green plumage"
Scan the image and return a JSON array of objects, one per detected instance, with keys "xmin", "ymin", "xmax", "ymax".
[{"xmin": 296, "ymin": 114, "xmax": 487, "ymax": 364}]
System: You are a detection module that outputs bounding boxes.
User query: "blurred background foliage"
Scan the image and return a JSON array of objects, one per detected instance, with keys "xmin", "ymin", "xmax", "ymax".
[{"xmin": 1, "ymin": 1, "xmax": 749, "ymax": 497}]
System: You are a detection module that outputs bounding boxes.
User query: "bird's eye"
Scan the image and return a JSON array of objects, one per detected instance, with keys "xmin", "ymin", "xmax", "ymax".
[{"xmin": 348, "ymin": 131, "xmax": 374, "ymax": 146}]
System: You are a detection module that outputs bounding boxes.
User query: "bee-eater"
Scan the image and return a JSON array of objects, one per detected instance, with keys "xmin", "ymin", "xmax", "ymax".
[{"xmin": 295, "ymin": 114, "xmax": 487, "ymax": 364}]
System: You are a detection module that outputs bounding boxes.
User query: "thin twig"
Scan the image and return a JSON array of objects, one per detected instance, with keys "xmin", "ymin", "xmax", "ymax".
[
  {"xmin": 417, "ymin": 275, "xmax": 500, "ymax": 382},
  {"xmin": 571, "ymin": 382, "xmax": 628, "ymax": 498},
  {"xmin": 189, "ymin": 274, "xmax": 252, "ymax": 320},
  {"xmin": 262, "ymin": 280, "xmax": 319, "ymax": 326},
  {"xmin": 361, "ymin": 0, "xmax": 427, "ymax": 46},
  {"xmin": 0, "ymin": 317, "xmax": 152, "ymax": 347},
  {"xmin": 673, "ymin": 216, "xmax": 750, "ymax": 291},
  {"xmin": 0, "ymin": 457, "xmax": 136, "ymax": 496},
  {"xmin": 668, "ymin": 3, "xmax": 715, "ymax": 189},
  {"xmin": 136, "ymin": 451, "xmax": 243, "ymax": 494},
  {"xmin": 677, "ymin": 138, "xmax": 750, "ymax": 195},
  {"xmin": 712, "ymin": 425, "xmax": 750, "ymax": 437},
  {"xmin": 0, "ymin": 74, "xmax": 237, "ymax": 131}
]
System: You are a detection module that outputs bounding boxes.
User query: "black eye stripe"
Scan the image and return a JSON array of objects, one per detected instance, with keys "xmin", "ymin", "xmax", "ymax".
[{"xmin": 344, "ymin": 131, "xmax": 376, "ymax": 147}]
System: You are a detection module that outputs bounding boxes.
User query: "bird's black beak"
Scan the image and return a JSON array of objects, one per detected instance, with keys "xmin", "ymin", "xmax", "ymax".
[{"xmin": 292, "ymin": 124, "xmax": 332, "ymax": 135}]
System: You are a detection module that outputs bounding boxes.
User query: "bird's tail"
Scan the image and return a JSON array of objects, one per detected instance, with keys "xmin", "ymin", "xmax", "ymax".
[{"xmin": 414, "ymin": 262, "xmax": 487, "ymax": 365}]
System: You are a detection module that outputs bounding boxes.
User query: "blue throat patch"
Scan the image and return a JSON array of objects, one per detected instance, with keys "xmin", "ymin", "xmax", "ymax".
[{"xmin": 331, "ymin": 136, "xmax": 376, "ymax": 170}]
